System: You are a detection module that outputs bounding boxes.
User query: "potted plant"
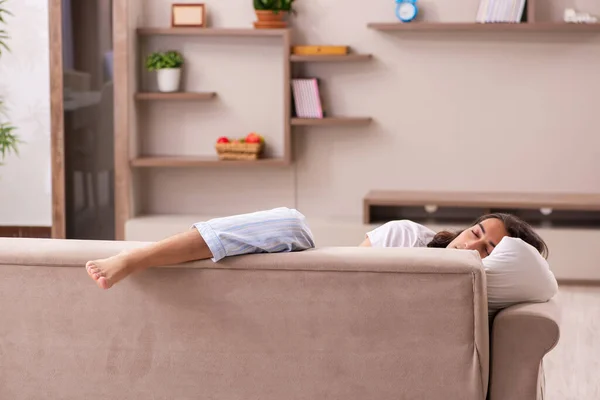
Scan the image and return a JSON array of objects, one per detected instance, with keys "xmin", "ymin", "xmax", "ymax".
[
  {"xmin": 0, "ymin": 1, "xmax": 19, "ymax": 166},
  {"xmin": 145, "ymin": 50, "xmax": 184, "ymax": 92},
  {"xmin": 253, "ymin": 0, "xmax": 295, "ymax": 29}
]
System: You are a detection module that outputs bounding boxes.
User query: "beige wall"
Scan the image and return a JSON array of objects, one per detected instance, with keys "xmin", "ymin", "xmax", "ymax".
[
  {"xmin": 0, "ymin": 0, "xmax": 51, "ymax": 226},
  {"xmin": 135, "ymin": 0, "xmax": 600, "ymax": 223},
  {"xmin": 294, "ymin": 0, "xmax": 600, "ymax": 221}
]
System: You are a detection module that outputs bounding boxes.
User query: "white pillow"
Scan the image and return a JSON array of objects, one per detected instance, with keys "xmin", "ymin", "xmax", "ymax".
[{"xmin": 482, "ymin": 236, "xmax": 558, "ymax": 316}]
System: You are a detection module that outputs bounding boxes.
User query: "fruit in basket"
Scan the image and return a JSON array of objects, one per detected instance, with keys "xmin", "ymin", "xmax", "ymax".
[
  {"xmin": 215, "ymin": 132, "xmax": 265, "ymax": 161},
  {"xmin": 245, "ymin": 132, "xmax": 264, "ymax": 144}
]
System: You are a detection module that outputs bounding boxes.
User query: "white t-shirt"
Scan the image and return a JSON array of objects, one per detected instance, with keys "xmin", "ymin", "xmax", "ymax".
[
  {"xmin": 366, "ymin": 220, "xmax": 436, "ymax": 248},
  {"xmin": 365, "ymin": 220, "xmax": 558, "ymax": 316}
]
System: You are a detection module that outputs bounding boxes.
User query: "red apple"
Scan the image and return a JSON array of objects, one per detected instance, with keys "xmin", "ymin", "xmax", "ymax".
[
  {"xmin": 245, "ymin": 132, "xmax": 263, "ymax": 144},
  {"xmin": 216, "ymin": 136, "xmax": 229, "ymax": 144}
]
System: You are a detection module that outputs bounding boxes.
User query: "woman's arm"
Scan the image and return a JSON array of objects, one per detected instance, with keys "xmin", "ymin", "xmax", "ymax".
[
  {"xmin": 359, "ymin": 237, "xmax": 372, "ymax": 247},
  {"xmin": 360, "ymin": 220, "xmax": 435, "ymax": 248}
]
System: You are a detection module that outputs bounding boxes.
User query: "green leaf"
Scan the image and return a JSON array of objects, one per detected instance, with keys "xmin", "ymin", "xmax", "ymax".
[
  {"xmin": 0, "ymin": 123, "xmax": 21, "ymax": 165},
  {"xmin": 0, "ymin": 1, "xmax": 11, "ymax": 24},
  {"xmin": 0, "ymin": 0, "xmax": 18, "ymax": 166},
  {"xmin": 253, "ymin": 0, "xmax": 294, "ymax": 11},
  {"xmin": 145, "ymin": 50, "xmax": 184, "ymax": 71},
  {"xmin": 0, "ymin": 27, "xmax": 9, "ymax": 55}
]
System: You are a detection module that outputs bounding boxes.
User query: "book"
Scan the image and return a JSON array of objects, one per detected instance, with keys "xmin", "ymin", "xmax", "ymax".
[
  {"xmin": 476, "ymin": 0, "xmax": 526, "ymax": 23},
  {"xmin": 291, "ymin": 46, "xmax": 349, "ymax": 56},
  {"xmin": 291, "ymin": 78, "xmax": 325, "ymax": 119}
]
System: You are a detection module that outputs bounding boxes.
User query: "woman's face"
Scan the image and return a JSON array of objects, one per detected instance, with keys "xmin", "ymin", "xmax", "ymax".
[{"xmin": 447, "ymin": 218, "xmax": 508, "ymax": 259}]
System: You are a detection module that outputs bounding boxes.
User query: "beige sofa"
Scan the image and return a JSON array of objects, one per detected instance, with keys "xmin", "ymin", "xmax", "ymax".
[{"xmin": 0, "ymin": 238, "xmax": 560, "ymax": 400}]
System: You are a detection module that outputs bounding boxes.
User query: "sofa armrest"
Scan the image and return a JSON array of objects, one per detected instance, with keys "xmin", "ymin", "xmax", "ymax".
[{"xmin": 489, "ymin": 297, "xmax": 561, "ymax": 400}]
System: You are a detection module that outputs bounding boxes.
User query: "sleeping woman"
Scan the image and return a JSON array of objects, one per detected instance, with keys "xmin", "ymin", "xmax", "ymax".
[{"xmin": 85, "ymin": 207, "xmax": 558, "ymax": 314}]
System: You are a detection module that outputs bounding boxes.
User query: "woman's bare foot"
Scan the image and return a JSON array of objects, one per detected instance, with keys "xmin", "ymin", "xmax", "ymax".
[
  {"xmin": 85, "ymin": 229, "xmax": 214, "ymax": 290},
  {"xmin": 86, "ymin": 252, "xmax": 134, "ymax": 290}
]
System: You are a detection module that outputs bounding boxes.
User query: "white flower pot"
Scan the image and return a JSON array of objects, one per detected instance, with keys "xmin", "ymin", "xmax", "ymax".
[{"xmin": 157, "ymin": 68, "xmax": 181, "ymax": 92}]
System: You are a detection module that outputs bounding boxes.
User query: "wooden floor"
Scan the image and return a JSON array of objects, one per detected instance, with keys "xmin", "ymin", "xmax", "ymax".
[{"xmin": 544, "ymin": 285, "xmax": 600, "ymax": 399}]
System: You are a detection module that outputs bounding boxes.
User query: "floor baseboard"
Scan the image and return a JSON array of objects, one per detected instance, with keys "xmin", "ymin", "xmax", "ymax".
[{"xmin": 0, "ymin": 226, "xmax": 52, "ymax": 238}]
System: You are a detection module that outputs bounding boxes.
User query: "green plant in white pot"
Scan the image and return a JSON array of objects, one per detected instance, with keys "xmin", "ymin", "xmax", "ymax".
[
  {"xmin": 0, "ymin": 0, "xmax": 19, "ymax": 165},
  {"xmin": 145, "ymin": 50, "xmax": 184, "ymax": 92}
]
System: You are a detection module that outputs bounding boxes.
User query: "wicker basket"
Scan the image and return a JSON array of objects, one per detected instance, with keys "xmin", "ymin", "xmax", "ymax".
[{"xmin": 215, "ymin": 142, "xmax": 264, "ymax": 161}]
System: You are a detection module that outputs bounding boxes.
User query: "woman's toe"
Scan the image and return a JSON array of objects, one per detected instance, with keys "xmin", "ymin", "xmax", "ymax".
[{"xmin": 97, "ymin": 277, "xmax": 109, "ymax": 290}]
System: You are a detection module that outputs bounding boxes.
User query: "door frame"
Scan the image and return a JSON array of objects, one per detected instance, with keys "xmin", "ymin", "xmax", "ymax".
[
  {"xmin": 49, "ymin": 0, "xmax": 66, "ymax": 239},
  {"xmin": 113, "ymin": 0, "xmax": 129, "ymax": 241},
  {"xmin": 49, "ymin": 0, "xmax": 127, "ymax": 240}
]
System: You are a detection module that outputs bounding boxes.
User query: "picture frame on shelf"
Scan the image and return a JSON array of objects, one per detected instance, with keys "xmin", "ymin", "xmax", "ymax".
[{"xmin": 171, "ymin": 3, "xmax": 206, "ymax": 28}]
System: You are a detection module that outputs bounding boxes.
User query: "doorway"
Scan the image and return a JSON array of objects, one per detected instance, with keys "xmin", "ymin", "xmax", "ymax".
[{"xmin": 53, "ymin": 0, "xmax": 115, "ymax": 240}]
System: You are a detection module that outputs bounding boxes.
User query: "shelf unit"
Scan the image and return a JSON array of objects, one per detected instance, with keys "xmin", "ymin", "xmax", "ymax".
[
  {"xmin": 130, "ymin": 28, "xmax": 377, "ymax": 173},
  {"xmin": 114, "ymin": 26, "xmax": 295, "ymax": 239},
  {"xmin": 113, "ymin": 0, "xmax": 384, "ymax": 239},
  {"xmin": 117, "ymin": 24, "xmax": 374, "ymax": 237},
  {"xmin": 133, "ymin": 27, "xmax": 292, "ymax": 165}
]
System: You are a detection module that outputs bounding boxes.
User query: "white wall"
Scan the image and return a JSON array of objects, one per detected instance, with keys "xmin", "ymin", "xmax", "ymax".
[{"xmin": 0, "ymin": 0, "xmax": 51, "ymax": 226}]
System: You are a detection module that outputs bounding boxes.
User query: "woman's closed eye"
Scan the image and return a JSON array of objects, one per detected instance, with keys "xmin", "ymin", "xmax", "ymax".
[{"xmin": 471, "ymin": 229, "xmax": 491, "ymax": 256}]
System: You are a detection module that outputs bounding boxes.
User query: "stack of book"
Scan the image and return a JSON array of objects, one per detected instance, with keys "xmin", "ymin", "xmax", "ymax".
[
  {"xmin": 291, "ymin": 78, "xmax": 325, "ymax": 119},
  {"xmin": 476, "ymin": 0, "xmax": 527, "ymax": 23}
]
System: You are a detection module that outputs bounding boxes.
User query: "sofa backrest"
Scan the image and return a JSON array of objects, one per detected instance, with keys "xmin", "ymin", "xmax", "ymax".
[{"xmin": 0, "ymin": 238, "xmax": 489, "ymax": 400}]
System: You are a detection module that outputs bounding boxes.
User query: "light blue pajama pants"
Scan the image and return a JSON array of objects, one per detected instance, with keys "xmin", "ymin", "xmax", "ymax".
[{"xmin": 192, "ymin": 207, "xmax": 316, "ymax": 262}]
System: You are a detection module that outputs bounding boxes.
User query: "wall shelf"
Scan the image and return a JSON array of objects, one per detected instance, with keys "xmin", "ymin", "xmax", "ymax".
[
  {"xmin": 131, "ymin": 156, "xmax": 290, "ymax": 168},
  {"xmin": 364, "ymin": 190, "xmax": 600, "ymax": 210},
  {"xmin": 363, "ymin": 190, "xmax": 600, "ymax": 225},
  {"xmin": 137, "ymin": 27, "xmax": 290, "ymax": 37},
  {"xmin": 135, "ymin": 92, "xmax": 217, "ymax": 101},
  {"xmin": 291, "ymin": 117, "xmax": 372, "ymax": 126},
  {"xmin": 367, "ymin": 22, "xmax": 600, "ymax": 32},
  {"xmin": 290, "ymin": 54, "xmax": 372, "ymax": 62}
]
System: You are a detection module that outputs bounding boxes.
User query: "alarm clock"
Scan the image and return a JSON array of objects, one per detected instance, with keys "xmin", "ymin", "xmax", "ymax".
[{"xmin": 396, "ymin": 0, "xmax": 418, "ymax": 23}]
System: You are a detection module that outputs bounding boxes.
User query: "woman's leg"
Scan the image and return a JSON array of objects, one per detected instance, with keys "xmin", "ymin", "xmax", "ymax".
[
  {"xmin": 86, "ymin": 207, "xmax": 315, "ymax": 290},
  {"xmin": 86, "ymin": 229, "xmax": 212, "ymax": 290}
]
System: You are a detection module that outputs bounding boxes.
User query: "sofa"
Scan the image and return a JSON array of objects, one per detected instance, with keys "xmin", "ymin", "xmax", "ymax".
[{"xmin": 0, "ymin": 237, "xmax": 560, "ymax": 400}]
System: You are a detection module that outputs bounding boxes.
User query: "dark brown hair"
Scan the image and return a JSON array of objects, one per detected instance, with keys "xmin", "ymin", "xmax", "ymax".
[{"xmin": 426, "ymin": 213, "xmax": 549, "ymax": 258}]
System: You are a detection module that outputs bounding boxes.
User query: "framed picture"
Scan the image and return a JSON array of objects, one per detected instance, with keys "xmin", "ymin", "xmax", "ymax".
[{"xmin": 171, "ymin": 3, "xmax": 205, "ymax": 27}]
